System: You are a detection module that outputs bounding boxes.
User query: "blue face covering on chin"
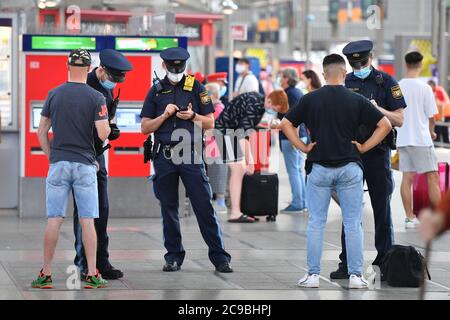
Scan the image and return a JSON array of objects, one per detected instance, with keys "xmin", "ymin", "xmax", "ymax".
[
  {"xmin": 100, "ymin": 78, "xmax": 116, "ymax": 90},
  {"xmin": 219, "ymin": 86, "xmax": 227, "ymax": 97},
  {"xmin": 353, "ymin": 66, "xmax": 372, "ymax": 79}
]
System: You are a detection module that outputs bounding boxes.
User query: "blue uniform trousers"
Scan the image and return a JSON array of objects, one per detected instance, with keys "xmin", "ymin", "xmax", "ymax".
[
  {"xmin": 73, "ymin": 154, "xmax": 111, "ymax": 272},
  {"xmin": 338, "ymin": 148, "xmax": 394, "ymax": 269},
  {"xmin": 152, "ymin": 152, "xmax": 231, "ymax": 268}
]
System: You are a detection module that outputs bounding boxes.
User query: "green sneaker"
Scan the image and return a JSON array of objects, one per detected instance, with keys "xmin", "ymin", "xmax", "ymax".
[
  {"xmin": 84, "ymin": 271, "xmax": 108, "ymax": 289},
  {"xmin": 31, "ymin": 269, "xmax": 53, "ymax": 289}
]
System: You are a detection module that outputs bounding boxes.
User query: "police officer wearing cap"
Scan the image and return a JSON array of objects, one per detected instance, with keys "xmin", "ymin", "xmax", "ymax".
[
  {"xmin": 73, "ymin": 48, "xmax": 132, "ymax": 280},
  {"xmin": 140, "ymin": 47, "xmax": 233, "ymax": 273},
  {"xmin": 330, "ymin": 40, "xmax": 407, "ymax": 279}
]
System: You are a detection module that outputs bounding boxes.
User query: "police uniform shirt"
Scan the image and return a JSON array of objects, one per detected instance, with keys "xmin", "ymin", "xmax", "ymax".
[
  {"xmin": 346, "ymin": 67, "xmax": 406, "ymax": 114},
  {"xmin": 140, "ymin": 75, "xmax": 215, "ymax": 145},
  {"xmin": 345, "ymin": 67, "xmax": 406, "ymax": 141},
  {"xmin": 87, "ymin": 67, "xmax": 114, "ymax": 150},
  {"xmin": 87, "ymin": 67, "xmax": 114, "ymax": 106}
]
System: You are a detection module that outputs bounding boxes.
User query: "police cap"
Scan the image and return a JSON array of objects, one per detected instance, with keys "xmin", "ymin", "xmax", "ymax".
[
  {"xmin": 99, "ymin": 49, "xmax": 132, "ymax": 83},
  {"xmin": 160, "ymin": 47, "xmax": 190, "ymax": 74},
  {"xmin": 342, "ymin": 40, "xmax": 373, "ymax": 68}
]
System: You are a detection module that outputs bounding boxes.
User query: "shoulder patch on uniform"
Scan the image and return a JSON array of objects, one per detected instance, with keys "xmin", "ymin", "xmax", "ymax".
[
  {"xmin": 391, "ymin": 85, "xmax": 403, "ymax": 99},
  {"xmin": 200, "ymin": 91, "xmax": 211, "ymax": 105},
  {"xmin": 183, "ymin": 74, "xmax": 195, "ymax": 92}
]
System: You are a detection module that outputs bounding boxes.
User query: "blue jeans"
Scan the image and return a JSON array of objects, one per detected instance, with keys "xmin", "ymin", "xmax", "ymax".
[
  {"xmin": 46, "ymin": 161, "xmax": 98, "ymax": 219},
  {"xmin": 306, "ymin": 163, "xmax": 364, "ymax": 276},
  {"xmin": 281, "ymin": 139, "xmax": 307, "ymax": 209}
]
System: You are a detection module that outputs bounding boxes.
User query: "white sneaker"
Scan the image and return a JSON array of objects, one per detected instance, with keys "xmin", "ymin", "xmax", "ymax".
[
  {"xmin": 405, "ymin": 217, "xmax": 420, "ymax": 229},
  {"xmin": 214, "ymin": 204, "xmax": 228, "ymax": 214},
  {"xmin": 297, "ymin": 273, "xmax": 320, "ymax": 288},
  {"xmin": 349, "ymin": 274, "xmax": 369, "ymax": 289}
]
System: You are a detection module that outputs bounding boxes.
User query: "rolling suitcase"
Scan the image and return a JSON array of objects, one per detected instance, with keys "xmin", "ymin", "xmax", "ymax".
[
  {"xmin": 240, "ymin": 172, "xmax": 279, "ymax": 222},
  {"xmin": 413, "ymin": 162, "xmax": 449, "ymax": 216}
]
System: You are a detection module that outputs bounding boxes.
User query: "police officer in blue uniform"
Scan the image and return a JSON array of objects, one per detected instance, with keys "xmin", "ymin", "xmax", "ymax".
[
  {"xmin": 330, "ymin": 40, "xmax": 407, "ymax": 279},
  {"xmin": 73, "ymin": 49, "xmax": 132, "ymax": 280},
  {"xmin": 140, "ymin": 47, "xmax": 233, "ymax": 273}
]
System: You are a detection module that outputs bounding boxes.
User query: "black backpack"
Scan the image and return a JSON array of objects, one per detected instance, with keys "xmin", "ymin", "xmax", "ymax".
[{"xmin": 381, "ymin": 245, "xmax": 431, "ymax": 287}]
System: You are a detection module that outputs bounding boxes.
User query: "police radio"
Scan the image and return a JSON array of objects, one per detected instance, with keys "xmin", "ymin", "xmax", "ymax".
[{"xmin": 153, "ymin": 71, "xmax": 164, "ymax": 93}]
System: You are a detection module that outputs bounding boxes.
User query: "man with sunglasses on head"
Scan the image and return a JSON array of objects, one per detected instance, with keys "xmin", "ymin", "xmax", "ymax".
[
  {"xmin": 330, "ymin": 40, "xmax": 407, "ymax": 281},
  {"xmin": 73, "ymin": 49, "xmax": 132, "ymax": 281}
]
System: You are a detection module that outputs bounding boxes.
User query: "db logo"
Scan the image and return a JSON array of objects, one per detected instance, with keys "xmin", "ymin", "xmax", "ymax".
[{"xmin": 30, "ymin": 61, "xmax": 40, "ymax": 69}]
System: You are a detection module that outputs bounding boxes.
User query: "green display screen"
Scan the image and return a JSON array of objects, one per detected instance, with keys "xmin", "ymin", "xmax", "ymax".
[
  {"xmin": 31, "ymin": 36, "xmax": 96, "ymax": 50},
  {"xmin": 115, "ymin": 37, "xmax": 179, "ymax": 51}
]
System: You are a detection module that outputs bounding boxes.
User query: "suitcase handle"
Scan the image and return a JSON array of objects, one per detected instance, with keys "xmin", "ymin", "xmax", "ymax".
[{"xmin": 446, "ymin": 162, "xmax": 449, "ymax": 191}]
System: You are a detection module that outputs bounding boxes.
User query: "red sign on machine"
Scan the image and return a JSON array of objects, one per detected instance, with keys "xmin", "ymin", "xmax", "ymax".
[
  {"xmin": 231, "ymin": 24, "xmax": 248, "ymax": 41},
  {"xmin": 23, "ymin": 54, "xmax": 152, "ymax": 178}
]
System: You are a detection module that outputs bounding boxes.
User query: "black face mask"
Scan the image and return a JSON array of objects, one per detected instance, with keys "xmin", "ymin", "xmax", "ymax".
[{"xmin": 165, "ymin": 62, "xmax": 186, "ymax": 74}]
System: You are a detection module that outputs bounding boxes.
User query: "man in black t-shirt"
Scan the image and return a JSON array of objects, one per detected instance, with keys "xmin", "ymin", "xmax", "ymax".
[
  {"xmin": 32, "ymin": 49, "xmax": 111, "ymax": 289},
  {"xmin": 280, "ymin": 54, "xmax": 391, "ymax": 289}
]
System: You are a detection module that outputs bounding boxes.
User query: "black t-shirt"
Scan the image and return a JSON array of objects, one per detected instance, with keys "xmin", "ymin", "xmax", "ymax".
[
  {"xmin": 41, "ymin": 82, "xmax": 108, "ymax": 165},
  {"xmin": 284, "ymin": 85, "xmax": 384, "ymax": 174}
]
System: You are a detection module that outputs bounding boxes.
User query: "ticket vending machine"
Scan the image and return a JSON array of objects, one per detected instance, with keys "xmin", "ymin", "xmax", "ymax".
[{"xmin": 20, "ymin": 34, "xmax": 188, "ymax": 218}]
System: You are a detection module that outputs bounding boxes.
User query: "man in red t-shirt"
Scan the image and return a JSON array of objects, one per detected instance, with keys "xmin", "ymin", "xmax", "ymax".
[{"xmin": 428, "ymin": 79, "xmax": 450, "ymax": 143}]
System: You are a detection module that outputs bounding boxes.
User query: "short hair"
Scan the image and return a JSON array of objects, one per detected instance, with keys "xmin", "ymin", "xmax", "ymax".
[
  {"xmin": 323, "ymin": 54, "xmax": 346, "ymax": 68},
  {"xmin": 302, "ymin": 70, "xmax": 322, "ymax": 90},
  {"xmin": 282, "ymin": 67, "xmax": 299, "ymax": 87},
  {"xmin": 267, "ymin": 90, "xmax": 289, "ymax": 114},
  {"xmin": 205, "ymin": 82, "xmax": 220, "ymax": 98},
  {"xmin": 238, "ymin": 57, "xmax": 250, "ymax": 65},
  {"xmin": 405, "ymin": 51, "xmax": 423, "ymax": 68},
  {"xmin": 428, "ymin": 79, "xmax": 437, "ymax": 87}
]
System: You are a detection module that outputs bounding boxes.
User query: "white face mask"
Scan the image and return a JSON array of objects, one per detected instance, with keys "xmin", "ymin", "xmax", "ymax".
[
  {"xmin": 298, "ymin": 81, "xmax": 307, "ymax": 90},
  {"xmin": 235, "ymin": 64, "xmax": 247, "ymax": 74},
  {"xmin": 167, "ymin": 71, "xmax": 184, "ymax": 83}
]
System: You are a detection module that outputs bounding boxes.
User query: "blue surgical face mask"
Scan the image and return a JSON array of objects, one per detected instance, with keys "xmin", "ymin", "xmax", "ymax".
[
  {"xmin": 219, "ymin": 86, "xmax": 227, "ymax": 97},
  {"xmin": 353, "ymin": 66, "xmax": 372, "ymax": 79},
  {"xmin": 100, "ymin": 78, "xmax": 116, "ymax": 90}
]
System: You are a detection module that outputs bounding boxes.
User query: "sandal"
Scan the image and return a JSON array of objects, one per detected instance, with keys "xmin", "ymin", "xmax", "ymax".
[{"xmin": 228, "ymin": 214, "xmax": 255, "ymax": 223}]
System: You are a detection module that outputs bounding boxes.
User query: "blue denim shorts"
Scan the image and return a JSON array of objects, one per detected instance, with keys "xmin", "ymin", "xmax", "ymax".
[{"xmin": 46, "ymin": 161, "xmax": 98, "ymax": 219}]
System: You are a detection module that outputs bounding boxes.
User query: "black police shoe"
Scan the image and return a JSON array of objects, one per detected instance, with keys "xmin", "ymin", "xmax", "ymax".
[
  {"xmin": 372, "ymin": 264, "xmax": 386, "ymax": 281},
  {"xmin": 215, "ymin": 262, "xmax": 233, "ymax": 273},
  {"xmin": 99, "ymin": 266, "xmax": 124, "ymax": 280},
  {"xmin": 163, "ymin": 261, "xmax": 181, "ymax": 272},
  {"xmin": 80, "ymin": 271, "xmax": 88, "ymax": 282},
  {"xmin": 330, "ymin": 266, "xmax": 349, "ymax": 279}
]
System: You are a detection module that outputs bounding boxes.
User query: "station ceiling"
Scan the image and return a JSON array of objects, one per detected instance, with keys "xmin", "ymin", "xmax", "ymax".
[{"xmin": 0, "ymin": 0, "xmax": 293, "ymax": 11}]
